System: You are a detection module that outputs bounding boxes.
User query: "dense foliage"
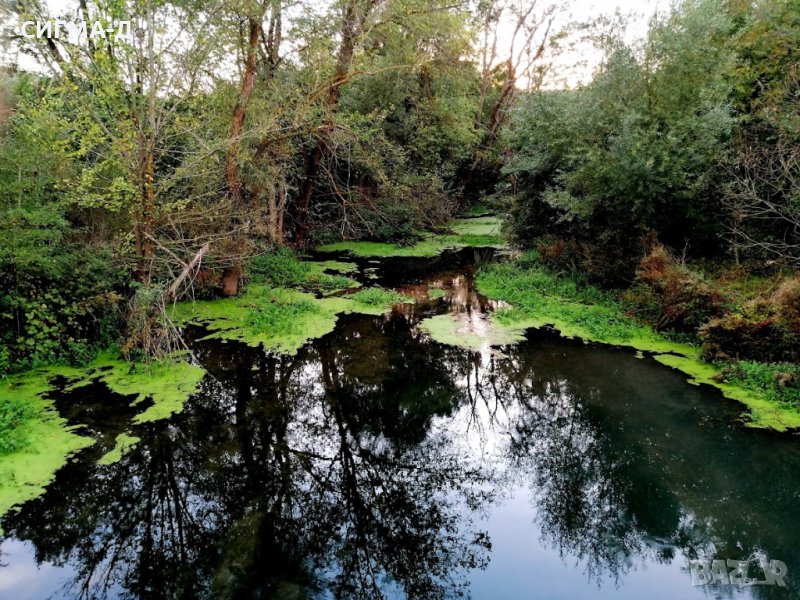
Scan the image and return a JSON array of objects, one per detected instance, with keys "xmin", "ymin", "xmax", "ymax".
[
  {"xmin": 503, "ymin": 0, "xmax": 799, "ymax": 282},
  {"xmin": 0, "ymin": 0, "xmax": 798, "ymax": 373}
]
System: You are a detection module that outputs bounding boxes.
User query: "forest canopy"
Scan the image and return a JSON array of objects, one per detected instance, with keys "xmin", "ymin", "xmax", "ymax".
[{"xmin": 0, "ymin": 0, "xmax": 798, "ymax": 374}]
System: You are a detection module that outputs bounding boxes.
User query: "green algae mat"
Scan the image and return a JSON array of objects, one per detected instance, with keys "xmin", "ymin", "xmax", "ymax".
[
  {"xmin": 317, "ymin": 216, "xmax": 506, "ymax": 258},
  {"xmin": 171, "ymin": 284, "xmax": 413, "ymax": 355},
  {"xmin": 0, "ymin": 355, "xmax": 205, "ymax": 526}
]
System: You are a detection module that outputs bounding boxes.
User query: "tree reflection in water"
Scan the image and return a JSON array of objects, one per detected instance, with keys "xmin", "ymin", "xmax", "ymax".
[
  {"xmin": 457, "ymin": 333, "xmax": 800, "ymax": 599},
  {"xmin": 3, "ymin": 312, "xmax": 800, "ymax": 600},
  {"xmin": 3, "ymin": 315, "xmax": 496, "ymax": 599}
]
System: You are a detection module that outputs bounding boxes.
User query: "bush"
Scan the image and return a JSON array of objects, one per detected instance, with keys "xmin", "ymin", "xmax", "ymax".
[
  {"xmin": 626, "ymin": 243, "xmax": 727, "ymax": 333},
  {"xmin": 700, "ymin": 313, "xmax": 799, "ymax": 363},
  {"xmin": 699, "ymin": 273, "xmax": 800, "ymax": 363},
  {"xmin": 771, "ymin": 276, "xmax": 800, "ymax": 328},
  {"xmin": 0, "ymin": 233, "xmax": 124, "ymax": 376}
]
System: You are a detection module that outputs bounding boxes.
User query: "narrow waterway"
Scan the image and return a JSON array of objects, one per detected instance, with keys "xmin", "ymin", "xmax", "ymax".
[{"xmin": 1, "ymin": 248, "xmax": 798, "ymax": 599}]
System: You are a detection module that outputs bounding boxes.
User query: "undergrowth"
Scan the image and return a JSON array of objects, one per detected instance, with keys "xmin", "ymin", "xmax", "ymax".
[
  {"xmin": 245, "ymin": 296, "xmax": 322, "ymax": 335},
  {"xmin": 351, "ymin": 287, "xmax": 409, "ymax": 306},
  {"xmin": 477, "ymin": 252, "xmax": 657, "ymax": 345},
  {"xmin": 719, "ymin": 361, "xmax": 800, "ymax": 407},
  {"xmin": 0, "ymin": 394, "xmax": 37, "ymax": 454},
  {"xmin": 250, "ymin": 248, "xmax": 355, "ymax": 292}
]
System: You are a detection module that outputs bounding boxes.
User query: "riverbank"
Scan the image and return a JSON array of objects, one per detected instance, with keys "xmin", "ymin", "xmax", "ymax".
[
  {"xmin": 472, "ymin": 252, "xmax": 800, "ymax": 431},
  {"xmin": 1, "ymin": 213, "xmax": 796, "ymax": 528},
  {"xmin": 0, "ymin": 248, "xmax": 420, "ymax": 522}
]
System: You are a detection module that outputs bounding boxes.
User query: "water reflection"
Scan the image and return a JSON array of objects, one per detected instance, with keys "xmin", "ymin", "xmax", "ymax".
[
  {"xmin": 1, "ymin": 257, "xmax": 800, "ymax": 599},
  {"xmin": 2, "ymin": 316, "xmax": 497, "ymax": 599}
]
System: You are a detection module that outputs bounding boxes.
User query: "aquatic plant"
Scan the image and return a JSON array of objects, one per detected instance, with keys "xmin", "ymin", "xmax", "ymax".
[{"xmin": 351, "ymin": 287, "xmax": 409, "ymax": 307}]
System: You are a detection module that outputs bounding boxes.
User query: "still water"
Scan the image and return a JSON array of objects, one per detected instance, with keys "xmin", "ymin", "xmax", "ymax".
[{"xmin": 1, "ymin": 250, "xmax": 798, "ymax": 599}]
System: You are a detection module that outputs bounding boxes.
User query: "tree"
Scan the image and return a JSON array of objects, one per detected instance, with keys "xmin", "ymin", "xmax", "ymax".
[
  {"xmin": 723, "ymin": 0, "xmax": 800, "ymax": 265},
  {"xmin": 11, "ymin": 0, "xmax": 226, "ymax": 283},
  {"xmin": 503, "ymin": 0, "xmax": 736, "ymax": 283},
  {"xmin": 462, "ymin": 0, "xmax": 559, "ymax": 200},
  {"xmin": 222, "ymin": 0, "xmax": 270, "ymax": 295}
]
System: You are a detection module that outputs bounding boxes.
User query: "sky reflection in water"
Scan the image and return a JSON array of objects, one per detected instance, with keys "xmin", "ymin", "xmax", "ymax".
[{"xmin": 1, "ymin": 251, "xmax": 798, "ymax": 599}]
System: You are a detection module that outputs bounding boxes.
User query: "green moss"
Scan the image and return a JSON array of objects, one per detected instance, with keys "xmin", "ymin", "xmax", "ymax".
[
  {"xmin": 478, "ymin": 260, "xmax": 695, "ymax": 356},
  {"xmin": 317, "ymin": 217, "xmax": 506, "ymax": 258},
  {"xmin": 314, "ymin": 260, "xmax": 358, "ymax": 274},
  {"xmin": 450, "ymin": 216, "xmax": 502, "ymax": 237},
  {"xmin": 304, "ymin": 262, "xmax": 360, "ymax": 292},
  {"xmin": 0, "ymin": 353, "xmax": 204, "ymax": 523},
  {"xmin": 246, "ymin": 297, "xmax": 322, "ymax": 335},
  {"xmin": 475, "ymin": 253, "xmax": 800, "ymax": 431},
  {"xmin": 654, "ymin": 355, "xmax": 800, "ymax": 431},
  {"xmin": 461, "ymin": 203, "xmax": 492, "ymax": 218},
  {"xmin": 0, "ymin": 384, "xmax": 38, "ymax": 455},
  {"xmin": 419, "ymin": 313, "xmax": 526, "ymax": 352},
  {"xmin": 317, "ymin": 239, "xmax": 448, "ymax": 258},
  {"xmin": 47, "ymin": 351, "xmax": 206, "ymax": 424},
  {"xmin": 94, "ymin": 358, "xmax": 206, "ymax": 424},
  {"xmin": 0, "ymin": 351, "xmax": 205, "ymax": 523},
  {"xmin": 172, "ymin": 284, "xmax": 412, "ymax": 355},
  {"xmin": 249, "ymin": 250, "xmax": 358, "ymax": 292},
  {"xmin": 98, "ymin": 432, "xmax": 140, "ymax": 465}
]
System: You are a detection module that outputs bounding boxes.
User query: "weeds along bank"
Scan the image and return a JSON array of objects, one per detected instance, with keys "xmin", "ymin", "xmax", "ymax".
[{"xmin": 473, "ymin": 249, "xmax": 800, "ymax": 432}]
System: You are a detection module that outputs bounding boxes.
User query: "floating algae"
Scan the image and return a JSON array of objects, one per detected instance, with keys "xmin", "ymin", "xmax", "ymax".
[{"xmin": 317, "ymin": 217, "xmax": 506, "ymax": 258}]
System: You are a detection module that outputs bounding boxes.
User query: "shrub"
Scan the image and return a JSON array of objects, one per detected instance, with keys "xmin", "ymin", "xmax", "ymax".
[
  {"xmin": 771, "ymin": 276, "xmax": 800, "ymax": 328},
  {"xmin": 0, "ymin": 238, "xmax": 124, "ymax": 376},
  {"xmin": 626, "ymin": 243, "xmax": 727, "ymax": 333},
  {"xmin": 699, "ymin": 273, "xmax": 800, "ymax": 363},
  {"xmin": 700, "ymin": 313, "xmax": 799, "ymax": 363}
]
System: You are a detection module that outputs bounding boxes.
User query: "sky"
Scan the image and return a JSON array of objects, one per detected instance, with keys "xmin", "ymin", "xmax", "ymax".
[
  {"xmin": 542, "ymin": 0, "xmax": 674, "ymax": 87},
  {"xmin": 3, "ymin": 0, "xmax": 674, "ymax": 89}
]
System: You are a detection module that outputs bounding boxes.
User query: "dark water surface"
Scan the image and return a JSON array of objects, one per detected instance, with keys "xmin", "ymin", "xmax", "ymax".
[{"xmin": 2, "ymin": 249, "xmax": 799, "ymax": 599}]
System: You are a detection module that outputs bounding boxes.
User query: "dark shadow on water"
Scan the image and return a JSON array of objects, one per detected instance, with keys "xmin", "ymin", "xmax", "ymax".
[{"xmin": 2, "ymin": 253, "xmax": 800, "ymax": 600}]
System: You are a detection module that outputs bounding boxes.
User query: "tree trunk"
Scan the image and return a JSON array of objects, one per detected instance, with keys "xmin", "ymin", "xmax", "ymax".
[
  {"xmin": 139, "ymin": 145, "xmax": 155, "ymax": 282},
  {"xmin": 222, "ymin": 9, "xmax": 266, "ymax": 295},
  {"xmin": 294, "ymin": 0, "xmax": 376, "ymax": 245},
  {"xmin": 268, "ymin": 182, "xmax": 286, "ymax": 245},
  {"xmin": 225, "ymin": 14, "xmax": 263, "ymax": 205}
]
